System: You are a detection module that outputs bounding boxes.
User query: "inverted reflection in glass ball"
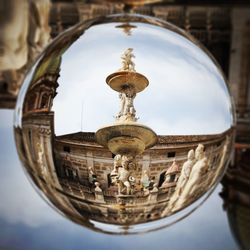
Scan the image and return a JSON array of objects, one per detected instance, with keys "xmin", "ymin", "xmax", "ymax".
[{"xmin": 14, "ymin": 14, "xmax": 234, "ymax": 234}]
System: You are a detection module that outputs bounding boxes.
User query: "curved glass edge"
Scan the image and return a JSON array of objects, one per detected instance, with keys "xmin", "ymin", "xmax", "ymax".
[{"xmin": 12, "ymin": 12, "xmax": 236, "ymax": 235}]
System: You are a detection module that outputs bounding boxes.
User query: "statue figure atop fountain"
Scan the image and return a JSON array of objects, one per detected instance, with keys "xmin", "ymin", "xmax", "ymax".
[
  {"xmin": 119, "ymin": 48, "xmax": 136, "ymax": 72},
  {"xmin": 116, "ymin": 48, "xmax": 138, "ymax": 122},
  {"xmin": 116, "ymin": 91, "xmax": 137, "ymax": 122}
]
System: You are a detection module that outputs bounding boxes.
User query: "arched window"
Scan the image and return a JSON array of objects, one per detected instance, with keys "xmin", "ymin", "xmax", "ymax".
[
  {"xmin": 40, "ymin": 92, "xmax": 49, "ymax": 109},
  {"xmin": 64, "ymin": 165, "xmax": 78, "ymax": 181}
]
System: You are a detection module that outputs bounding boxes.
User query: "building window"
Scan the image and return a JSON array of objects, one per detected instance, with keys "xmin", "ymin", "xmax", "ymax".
[
  {"xmin": 64, "ymin": 166, "xmax": 78, "ymax": 181},
  {"xmin": 107, "ymin": 173, "xmax": 112, "ymax": 187},
  {"xmin": 158, "ymin": 171, "xmax": 166, "ymax": 187},
  {"xmin": 169, "ymin": 174, "xmax": 176, "ymax": 182},
  {"xmin": 40, "ymin": 93, "xmax": 49, "ymax": 109},
  {"xmin": 167, "ymin": 152, "xmax": 176, "ymax": 158},
  {"xmin": 2, "ymin": 82, "xmax": 8, "ymax": 91},
  {"xmin": 63, "ymin": 146, "xmax": 70, "ymax": 153}
]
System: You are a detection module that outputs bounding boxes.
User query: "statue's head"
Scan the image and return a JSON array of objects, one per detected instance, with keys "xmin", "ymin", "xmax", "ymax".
[
  {"xmin": 187, "ymin": 149, "xmax": 195, "ymax": 160},
  {"xmin": 195, "ymin": 144, "xmax": 205, "ymax": 160}
]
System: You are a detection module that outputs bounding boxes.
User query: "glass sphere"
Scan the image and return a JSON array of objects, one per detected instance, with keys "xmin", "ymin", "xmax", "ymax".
[{"xmin": 14, "ymin": 13, "xmax": 234, "ymax": 234}]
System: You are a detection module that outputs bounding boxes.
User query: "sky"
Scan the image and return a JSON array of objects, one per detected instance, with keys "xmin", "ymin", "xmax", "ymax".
[
  {"xmin": 0, "ymin": 109, "xmax": 238, "ymax": 249},
  {"xmin": 48, "ymin": 21, "xmax": 234, "ymax": 136}
]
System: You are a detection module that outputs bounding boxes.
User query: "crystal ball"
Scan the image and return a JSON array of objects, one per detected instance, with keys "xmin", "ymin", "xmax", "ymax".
[{"xmin": 14, "ymin": 13, "xmax": 234, "ymax": 234}]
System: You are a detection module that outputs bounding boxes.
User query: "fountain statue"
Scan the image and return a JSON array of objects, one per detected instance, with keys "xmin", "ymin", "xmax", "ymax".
[{"xmin": 95, "ymin": 48, "xmax": 157, "ymax": 196}]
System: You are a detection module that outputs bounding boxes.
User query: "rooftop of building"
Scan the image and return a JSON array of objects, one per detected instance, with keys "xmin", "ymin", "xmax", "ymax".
[{"xmin": 55, "ymin": 128, "xmax": 233, "ymax": 148}]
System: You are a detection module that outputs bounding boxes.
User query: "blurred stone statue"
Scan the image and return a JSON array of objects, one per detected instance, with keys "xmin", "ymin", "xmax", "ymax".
[
  {"xmin": 176, "ymin": 149, "xmax": 195, "ymax": 196},
  {"xmin": 117, "ymin": 166, "xmax": 131, "ymax": 195},
  {"xmin": 141, "ymin": 170, "xmax": 150, "ymax": 189},
  {"xmin": 120, "ymin": 48, "xmax": 135, "ymax": 72},
  {"xmin": 117, "ymin": 155, "xmax": 133, "ymax": 195},
  {"xmin": 0, "ymin": 0, "xmax": 51, "ymax": 96},
  {"xmin": 167, "ymin": 149, "xmax": 196, "ymax": 210},
  {"xmin": 173, "ymin": 144, "xmax": 208, "ymax": 210},
  {"xmin": 110, "ymin": 154, "xmax": 122, "ymax": 185}
]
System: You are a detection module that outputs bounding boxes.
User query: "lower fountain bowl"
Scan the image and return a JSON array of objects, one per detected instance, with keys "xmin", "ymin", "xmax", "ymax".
[
  {"xmin": 95, "ymin": 122, "xmax": 158, "ymax": 154},
  {"xmin": 107, "ymin": 136, "xmax": 145, "ymax": 155}
]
